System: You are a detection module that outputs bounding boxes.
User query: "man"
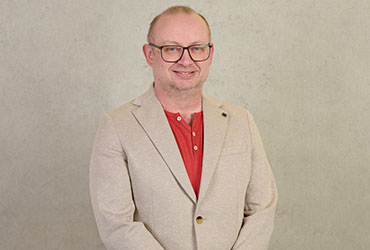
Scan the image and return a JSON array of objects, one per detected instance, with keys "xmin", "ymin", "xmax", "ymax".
[{"xmin": 90, "ymin": 6, "xmax": 277, "ymax": 250}]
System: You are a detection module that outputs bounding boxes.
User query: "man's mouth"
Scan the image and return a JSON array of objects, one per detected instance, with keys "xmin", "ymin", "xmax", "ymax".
[{"xmin": 173, "ymin": 70, "xmax": 195, "ymax": 75}]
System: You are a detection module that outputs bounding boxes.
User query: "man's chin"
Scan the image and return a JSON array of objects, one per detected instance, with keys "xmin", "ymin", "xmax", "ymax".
[{"xmin": 171, "ymin": 81, "xmax": 203, "ymax": 92}]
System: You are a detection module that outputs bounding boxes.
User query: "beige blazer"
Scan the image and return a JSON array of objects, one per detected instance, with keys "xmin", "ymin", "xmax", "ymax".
[{"xmin": 89, "ymin": 86, "xmax": 278, "ymax": 250}]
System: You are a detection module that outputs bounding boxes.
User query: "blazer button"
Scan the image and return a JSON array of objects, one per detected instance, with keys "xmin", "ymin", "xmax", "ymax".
[{"xmin": 196, "ymin": 216, "xmax": 203, "ymax": 224}]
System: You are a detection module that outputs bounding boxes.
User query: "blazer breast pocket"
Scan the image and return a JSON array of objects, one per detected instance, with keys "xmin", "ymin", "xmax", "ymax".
[{"xmin": 220, "ymin": 145, "xmax": 247, "ymax": 156}]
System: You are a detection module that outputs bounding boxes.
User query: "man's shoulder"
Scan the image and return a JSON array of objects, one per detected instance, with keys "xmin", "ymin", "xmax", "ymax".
[
  {"xmin": 203, "ymin": 93, "xmax": 252, "ymax": 118},
  {"xmin": 107, "ymin": 101, "xmax": 135, "ymax": 117},
  {"xmin": 107, "ymin": 86, "xmax": 155, "ymax": 118}
]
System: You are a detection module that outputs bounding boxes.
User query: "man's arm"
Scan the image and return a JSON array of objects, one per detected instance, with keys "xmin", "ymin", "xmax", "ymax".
[
  {"xmin": 89, "ymin": 114, "xmax": 165, "ymax": 250},
  {"xmin": 232, "ymin": 112, "xmax": 278, "ymax": 250}
]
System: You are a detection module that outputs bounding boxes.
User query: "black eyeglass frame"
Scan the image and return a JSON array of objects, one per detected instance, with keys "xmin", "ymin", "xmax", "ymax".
[{"xmin": 149, "ymin": 43, "xmax": 213, "ymax": 63}]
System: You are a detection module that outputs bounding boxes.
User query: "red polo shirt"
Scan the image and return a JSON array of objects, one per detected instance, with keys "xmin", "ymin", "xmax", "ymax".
[{"xmin": 164, "ymin": 110, "xmax": 203, "ymax": 199}]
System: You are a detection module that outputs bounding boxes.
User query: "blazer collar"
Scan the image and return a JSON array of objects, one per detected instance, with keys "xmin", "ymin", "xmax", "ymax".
[{"xmin": 131, "ymin": 86, "xmax": 228, "ymax": 204}]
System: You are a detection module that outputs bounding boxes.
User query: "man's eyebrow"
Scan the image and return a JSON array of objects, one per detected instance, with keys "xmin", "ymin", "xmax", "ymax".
[
  {"xmin": 161, "ymin": 40, "xmax": 206, "ymax": 45},
  {"xmin": 161, "ymin": 40, "xmax": 180, "ymax": 45}
]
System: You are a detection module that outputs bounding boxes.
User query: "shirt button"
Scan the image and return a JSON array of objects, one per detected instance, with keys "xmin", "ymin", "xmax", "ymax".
[
  {"xmin": 177, "ymin": 116, "xmax": 181, "ymax": 121},
  {"xmin": 192, "ymin": 132, "xmax": 196, "ymax": 136},
  {"xmin": 196, "ymin": 216, "xmax": 203, "ymax": 224},
  {"xmin": 194, "ymin": 145, "xmax": 198, "ymax": 151}
]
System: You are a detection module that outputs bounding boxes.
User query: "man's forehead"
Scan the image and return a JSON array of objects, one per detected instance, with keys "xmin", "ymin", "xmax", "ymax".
[
  {"xmin": 151, "ymin": 13, "xmax": 210, "ymax": 43},
  {"xmin": 157, "ymin": 12, "xmax": 203, "ymax": 23}
]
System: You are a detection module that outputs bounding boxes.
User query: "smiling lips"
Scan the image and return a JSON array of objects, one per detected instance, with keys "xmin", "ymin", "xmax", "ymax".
[{"xmin": 173, "ymin": 70, "xmax": 196, "ymax": 78}]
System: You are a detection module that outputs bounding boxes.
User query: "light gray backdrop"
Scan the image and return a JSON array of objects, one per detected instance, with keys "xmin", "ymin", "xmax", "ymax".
[{"xmin": 1, "ymin": 0, "xmax": 369, "ymax": 249}]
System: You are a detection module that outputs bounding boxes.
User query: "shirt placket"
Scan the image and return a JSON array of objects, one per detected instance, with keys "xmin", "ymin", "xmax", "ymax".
[
  {"xmin": 176, "ymin": 114, "xmax": 196, "ymax": 157},
  {"xmin": 191, "ymin": 116, "xmax": 198, "ymax": 158}
]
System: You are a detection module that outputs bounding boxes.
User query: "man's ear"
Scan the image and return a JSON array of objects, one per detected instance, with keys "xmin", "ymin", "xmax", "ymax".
[
  {"xmin": 208, "ymin": 43, "xmax": 214, "ymax": 64},
  {"xmin": 143, "ymin": 44, "xmax": 154, "ymax": 66}
]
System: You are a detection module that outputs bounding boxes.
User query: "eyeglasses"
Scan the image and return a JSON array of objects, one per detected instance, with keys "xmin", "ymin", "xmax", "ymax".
[{"xmin": 149, "ymin": 43, "xmax": 213, "ymax": 63}]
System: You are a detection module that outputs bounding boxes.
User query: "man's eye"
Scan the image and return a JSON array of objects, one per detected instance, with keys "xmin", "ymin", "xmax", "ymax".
[
  {"xmin": 191, "ymin": 47, "xmax": 204, "ymax": 53},
  {"xmin": 164, "ymin": 47, "xmax": 180, "ymax": 52}
]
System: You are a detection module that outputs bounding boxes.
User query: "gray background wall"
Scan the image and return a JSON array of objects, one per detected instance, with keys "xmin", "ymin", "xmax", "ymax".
[{"xmin": 1, "ymin": 0, "xmax": 369, "ymax": 249}]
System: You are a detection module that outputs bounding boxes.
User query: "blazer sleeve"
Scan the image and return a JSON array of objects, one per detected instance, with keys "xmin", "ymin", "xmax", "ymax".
[
  {"xmin": 231, "ymin": 111, "xmax": 278, "ymax": 250},
  {"xmin": 89, "ymin": 114, "xmax": 165, "ymax": 250}
]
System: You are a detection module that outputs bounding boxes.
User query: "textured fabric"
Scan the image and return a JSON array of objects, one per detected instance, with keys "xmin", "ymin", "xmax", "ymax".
[
  {"xmin": 89, "ymin": 86, "xmax": 278, "ymax": 250},
  {"xmin": 164, "ymin": 110, "xmax": 203, "ymax": 198}
]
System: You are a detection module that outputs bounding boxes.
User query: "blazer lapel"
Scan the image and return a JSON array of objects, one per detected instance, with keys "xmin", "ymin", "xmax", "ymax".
[
  {"xmin": 131, "ymin": 87, "xmax": 197, "ymax": 203},
  {"xmin": 198, "ymin": 94, "xmax": 228, "ymax": 202}
]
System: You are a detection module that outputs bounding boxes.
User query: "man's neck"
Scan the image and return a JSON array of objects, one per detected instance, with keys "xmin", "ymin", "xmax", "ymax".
[{"xmin": 154, "ymin": 84, "xmax": 203, "ymax": 125}]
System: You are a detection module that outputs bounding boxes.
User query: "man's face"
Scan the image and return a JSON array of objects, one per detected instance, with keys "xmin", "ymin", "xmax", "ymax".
[{"xmin": 144, "ymin": 13, "xmax": 213, "ymax": 93}]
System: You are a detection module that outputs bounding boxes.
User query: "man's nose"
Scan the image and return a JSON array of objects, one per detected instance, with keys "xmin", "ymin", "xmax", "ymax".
[{"xmin": 177, "ymin": 48, "xmax": 193, "ymax": 65}]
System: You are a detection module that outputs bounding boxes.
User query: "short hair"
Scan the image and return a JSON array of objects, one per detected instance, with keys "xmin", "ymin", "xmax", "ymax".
[{"xmin": 147, "ymin": 6, "xmax": 211, "ymax": 43}]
